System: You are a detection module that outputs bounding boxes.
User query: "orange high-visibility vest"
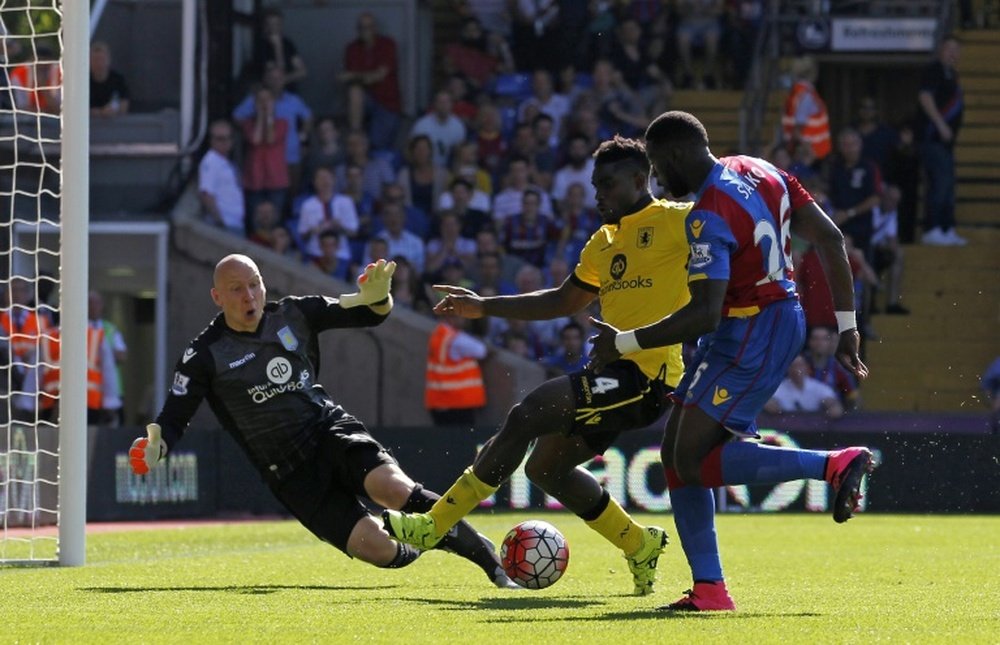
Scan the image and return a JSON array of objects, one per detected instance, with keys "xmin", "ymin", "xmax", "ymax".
[
  {"xmin": 39, "ymin": 325, "xmax": 104, "ymax": 410},
  {"xmin": 39, "ymin": 330, "xmax": 60, "ymax": 410},
  {"xmin": 425, "ymin": 323, "xmax": 486, "ymax": 411},
  {"xmin": 1, "ymin": 310, "xmax": 50, "ymax": 360},
  {"xmin": 85, "ymin": 325, "xmax": 105, "ymax": 409},
  {"xmin": 782, "ymin": 81, "xmax": 832, "ymax": 160}
]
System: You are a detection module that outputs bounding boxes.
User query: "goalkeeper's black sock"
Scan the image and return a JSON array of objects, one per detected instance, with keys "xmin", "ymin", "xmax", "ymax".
[
  {"xmin": 403, "ymin": 485, "xmax": 502, "ymax": 581},
  {"xmin": 381, "ymin": 542, "xmax": 421, "ymax": 569}
]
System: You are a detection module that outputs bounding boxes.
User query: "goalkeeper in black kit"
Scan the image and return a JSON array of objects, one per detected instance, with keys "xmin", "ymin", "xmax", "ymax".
[{"xmin": 129, "ymin": 253, "xmax": 516, "ymax": 587}]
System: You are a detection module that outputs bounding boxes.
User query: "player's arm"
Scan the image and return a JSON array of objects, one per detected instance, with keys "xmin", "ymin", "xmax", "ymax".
[
  {"xmin": 588, "ymin": 278, "xmax": 727, "ymax": 373},
  {"xmin": 790, "ymin": 200, "xmax": 868, "ymax": 380},
  {"xmin": 432, "ymin": 274, "xmax": 596, "ymax": 321}
]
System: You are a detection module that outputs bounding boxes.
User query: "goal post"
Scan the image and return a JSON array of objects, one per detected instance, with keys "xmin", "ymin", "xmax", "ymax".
[{"xmin": 0, "ymin": 0, "xmax": 88, "ymax": 566}]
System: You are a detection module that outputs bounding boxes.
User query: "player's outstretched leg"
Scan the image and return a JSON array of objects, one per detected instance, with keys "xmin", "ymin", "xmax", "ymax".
[
  {"xmin": 824, "ymin": 447, "xmax": 875, "ymax": 523},
  {"xmin": 400, "ymin": 484, "xmax": 518, "ymax": 588},
  {"xmin": 525, "ymin": 435, "xmax": 669, "ymax": 595}
]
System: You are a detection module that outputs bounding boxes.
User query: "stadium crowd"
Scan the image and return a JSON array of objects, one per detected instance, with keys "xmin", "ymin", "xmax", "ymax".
[{"xmin": 191, "ymin": 1, "xmax": 962, "ymax": 420}]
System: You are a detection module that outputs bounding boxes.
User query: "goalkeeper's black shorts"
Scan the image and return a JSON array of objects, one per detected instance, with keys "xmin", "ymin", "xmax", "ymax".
[
  {"xmin": 568, "ymin": 359, "xmax": 673, "ymax": 455},
  {"xmin": 269, "ymin": 413, "xmax": 396, "ymax": 553}
]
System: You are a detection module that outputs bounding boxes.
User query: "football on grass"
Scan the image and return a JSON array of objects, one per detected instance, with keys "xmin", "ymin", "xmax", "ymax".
[{"xmin": 500, "ymin": 520, "xmax": 569, "ymax": 589}]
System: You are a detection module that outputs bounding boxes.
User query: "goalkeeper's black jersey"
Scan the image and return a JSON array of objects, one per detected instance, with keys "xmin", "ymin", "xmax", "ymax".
[{"xmin": 156, "ymin": 295, "xmax": 388, "ymax": 480}]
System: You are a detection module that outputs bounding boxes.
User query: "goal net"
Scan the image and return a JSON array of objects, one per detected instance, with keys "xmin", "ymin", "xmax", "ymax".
[{"xmin": 1, "ymin": 0, "xmax": 87, "ymax": 566}]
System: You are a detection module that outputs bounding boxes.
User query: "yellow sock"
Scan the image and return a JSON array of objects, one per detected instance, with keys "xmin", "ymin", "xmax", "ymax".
[
  {"xmin": 428, "ymin": 467, "xmax": 498, "ymax": 535},
  {"xmin": 584, "ymin": 495, "xmax": 644, "ymax": 555}
]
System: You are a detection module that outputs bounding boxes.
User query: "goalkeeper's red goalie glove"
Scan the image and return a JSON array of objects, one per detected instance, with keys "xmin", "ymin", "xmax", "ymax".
[{"xmin": 129, "ymin": 423, "xmax": 167, "ymax": 475}]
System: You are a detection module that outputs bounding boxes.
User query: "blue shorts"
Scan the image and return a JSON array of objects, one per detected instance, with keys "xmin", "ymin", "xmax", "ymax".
[{"xmin": 671, "ymin": 298, "xmax": 805, "ymax": 437}]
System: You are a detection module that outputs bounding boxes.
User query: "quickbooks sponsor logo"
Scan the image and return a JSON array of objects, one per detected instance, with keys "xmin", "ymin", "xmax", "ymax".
[{"xmin": 600, "ymin": 275, "xmax": 653, "ymax": 296}]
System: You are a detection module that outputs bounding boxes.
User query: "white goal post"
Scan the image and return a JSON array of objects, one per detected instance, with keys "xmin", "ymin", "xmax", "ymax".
[{"xmin": 0, "ymin": 0, "xmax": 88, "ymax": 566}]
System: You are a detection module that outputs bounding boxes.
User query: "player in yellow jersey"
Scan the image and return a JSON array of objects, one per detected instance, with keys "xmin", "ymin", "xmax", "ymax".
[{"xmin": 384, "ymin": 136, "xmax": 691, "ymax": 595}]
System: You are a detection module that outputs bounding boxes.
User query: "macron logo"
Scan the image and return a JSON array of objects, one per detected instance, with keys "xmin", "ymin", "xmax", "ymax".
[{"xmin": 182, "ymin": 348, "xmax": 196, "ymax": 364}]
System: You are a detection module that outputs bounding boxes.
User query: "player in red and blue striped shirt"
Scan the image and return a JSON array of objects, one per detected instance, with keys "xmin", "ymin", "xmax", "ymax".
[{"xmin": 590, "ymin": 111, "xmax": 875, "ymax": 612}]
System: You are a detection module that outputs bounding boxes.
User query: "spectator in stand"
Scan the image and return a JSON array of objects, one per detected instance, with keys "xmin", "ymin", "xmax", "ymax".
[
  {"xmin": 456, "ymin": 0, "xmax": 512, "ymax": 38},
  {"xmin": 445, "ymin": 74, "xmax": 479, "ymax": 128},
  {"xmin": 340, "ymin": 11, "xmax": 402, "ymax": 151},
  {"xmin": 375, "ymin": 201, "xmax": 426, "ymax": 274},
  {"xmin": 675, "ymin": 0, "xmax": 724, "ymax": 90},
  {"xmin": 341, "ymin": 162, "xmax": 378, "ymax": 255},
  {"xmin": 426, "ymin": 212, "xmax": 478, "ymax": 277},
  {"xmin": 311, "ymin": 230, "xmax": 350, "ymax": 281},
  {"xmin": 398, "ymin": 134, "xmax": 449, "ymax": 222},
  {"xmin": 387, "ymin": 255, "xmax": 433, "ymax": 315},
  {"xmin": 239, "ymin": 87, "xmax": 290, "ymax": 219},
  {"xmin": 803, "ymin": 326, "xmax": 859, "ymax": 410},
  {"xmin": 90, "ymin": 41, "xmax": 129, "ymax": 116},
  {"xmin": 554, "ymin": 182, "xmax": 601, "ymax": 265},
  {"xmin": 251, "ymin": 8, "xmax": 307, "ymax": 90},
  {"xmin": 471, "ymin": 228, "xmax": 524, "ymax": 288},
  {"xmin": 885, "ymin": 122, "xmax": 920, "ymax": 245},
  {"xmin": 870, "ymin": 184, "xmax": 908, "ymax": 315},
  {"xmin": 610, "ymin": 16, "xmax": 673, "ymax": 114},
  {"xmin": 789, "ymin": 140, "xmax": 818, "ymax": 181},
  {"xmin": 512, "ymin": 263, "xmax": 568, "ymax": 358},
  {"xmin": 782, "ymin": 56, "xmax": 832, "ymax": 165},
  {"xmin": 380, "ymin": 182, "xmax": 429, "ymax": 241},
  {"xmin": 982, "ymin": 357, "xmax": 1000, "ymax": 434},
  {"xmin": 492, "ymin": 156, "xmax": 554, "ymax": 222},
  {"xmin": 470, "ymin": 102, "xmax": 508, "ymax": 184},
  {"xmin": 443, "ymin": 17, "xmax": 513, "ymax": 93},
  {"xmin": 917, "ymin": 34, "xmax": 966, "ymax": 246},
  {"xmin": 298, "ymin": 166, "xmax": 358, "ymax": 264},
  {"xmin": 199, "ymin": 119, "xmax": 245, "ymax": 235},
  {"xmin": 10, "ymin": 46, "xmax": 61, "ymax": 115},
  {"xmin": 88, "ymin": 291, "xmax": 127, "ymax": 427},
  {"xmin": 551, "ymin": 134, "xmax": 597, "ymax": 210},
  {"xmin": 501, "ymin": 189, "xmax": 559, "ymax": 269},
  {"xmin": 854, "ymin": 97, "xmax": 898, "ymax": 175},
  {"xmin": 574, "ymin": 59, "xmax": 648, "ymax": 138},
  {"xmin": 425, "ymin": 313, "xmax": 488, "ymax": 427},
  {"xmin": 269, "ymin": 225, "xmax": 302, "ymax": 263},
  {"xmin": 248, "ymin": 200, "xmax": 281, "ymax": 249},
  {"xmin": 530, "ymin": 114, "xmax": 560, "ymax": 185},
  {"xmin": 471, "ymin": 251, "xmax": 517, "ymax": 296},
  {"xmin": 566, "ymin": 105, "xmax": 606, "ymax": 152},
  {"xmin": 303, "ymin": 117, "xmax": 345, "ymax": 187},
  {"xmin": 517, "ymin": 69, "xmax": 572, "ymax": 146},
  {"xmin": 544, "ymin": 321, "xmax": 589, "ymax": 376},
  {"xmin": 509, "ymin": 0, "xmax": 563, "ymax": 72},
  {"xmin": 336, "ymin": 129, "xmax": 397, "ymax": 202},
  {"xmin": 234, "ymin": 64, "xmax": 313, "ymax": 201},
  {"xmin": 449, "ymin": 141, "xmax": 495, "ymax": 201},
  {"xmin": 827, "ymin": 127, "xmax": 881, "ymax": 259},
  {"xmin": 504, "ymin": 122, "xmax": 552, "ymax": 191},
  {"xmin": 721, "ymin": 0, "xmax": 764, "ymax": 90},
  {"xmin": 764, "ymin": 355, "xmax": 844, "ymax": 419},
  {"xmin": 411, "ymin": 90, "xmax": 467, "ymax": 169}
]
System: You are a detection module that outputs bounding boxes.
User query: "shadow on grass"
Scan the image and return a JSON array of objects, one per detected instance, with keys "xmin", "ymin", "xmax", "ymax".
[
  {"xmin": 519, "ymin": 609, "xmax": 824, "ymax": 622},
  {"xmin": 411, "ymin": 595, "xmax": 601, "ymax": 611},
  {"xmin": 81, "ymin": 584, "xmax": 400, "ymax": 595}
]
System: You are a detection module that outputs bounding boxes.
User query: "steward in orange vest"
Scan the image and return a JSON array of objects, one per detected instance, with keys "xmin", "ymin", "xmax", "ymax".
[
  {"xmin": 781, "ymin": 57, "xmax": 831, "ymax": 161},
  {"xmin": 425, "ymin": 321, "xmax": 486, "ymax": 426}
]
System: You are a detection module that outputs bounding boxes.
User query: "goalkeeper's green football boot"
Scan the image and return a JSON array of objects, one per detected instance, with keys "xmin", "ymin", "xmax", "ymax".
[
  {"xmin": 382, "ymin": 510, "xmax": 444, "ymax": 550},
  {"xmin": 625, "ymin": 525, "xmax": 669, "ymax": 595}
]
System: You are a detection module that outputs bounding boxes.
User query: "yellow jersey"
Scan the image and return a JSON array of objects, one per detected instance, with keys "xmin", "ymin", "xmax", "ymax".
[{"xmin": 573, "ymin": 199, "xmax": 692, "ymax": 385}]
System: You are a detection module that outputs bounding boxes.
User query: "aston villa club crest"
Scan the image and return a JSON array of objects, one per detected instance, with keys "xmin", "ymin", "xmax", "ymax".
[
  {"xmin": 277, "ymin": 326, "xmax": 298, "ymax": 351},
  {"xmin": 637, "ymin": 226, "xmax": 654, "ymax": 248}
]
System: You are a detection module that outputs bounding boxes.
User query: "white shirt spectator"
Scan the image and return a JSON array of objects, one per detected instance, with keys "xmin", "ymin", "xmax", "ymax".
[
  {"xmin": 771, "ymin": 377, "xmax": 839, "ymax": 413},
  {"xmin": 551, "ymin": 159, "xmax": 597, "ymax": 208},
  {"xmin": 410, "ymin": 113, "xmax": 467, "ymax": 168},
  {"xmin": 198, "ymin": 149, "xmax": 245, "ymax": 233},
  {"xmin": 298, "ymin": 194, "xmax": 358, "ymax": 260},
  {"xmin": 492, "ymin": 186, "xmax": 554, "ymax": 222},
  {"xmin": 377, "ymin": 228, "xmax": 426, "ymax": 274},
  {"xmin": 438, "ymin": 188, "xmax": 492, "ymax": 213},
  {"xmin": 518, "ymin": 93, "xmax": 571, "ymax": 146}
]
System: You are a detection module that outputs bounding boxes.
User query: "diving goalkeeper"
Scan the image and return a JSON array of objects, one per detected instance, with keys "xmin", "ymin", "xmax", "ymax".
[{"xmin": 129, "ymin": 253, "xmax": 515, "ymax": 587}]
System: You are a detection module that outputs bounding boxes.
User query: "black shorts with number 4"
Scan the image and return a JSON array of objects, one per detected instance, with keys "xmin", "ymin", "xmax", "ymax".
[{"xmin": 568, "ymin": 359, "xmax": 672, "ymax": 455}]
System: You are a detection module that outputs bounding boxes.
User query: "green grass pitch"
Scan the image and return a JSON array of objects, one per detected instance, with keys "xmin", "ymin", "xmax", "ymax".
[{"xmin": 2, "ymin": 513, "xmax": 998, "ymax": 643}]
